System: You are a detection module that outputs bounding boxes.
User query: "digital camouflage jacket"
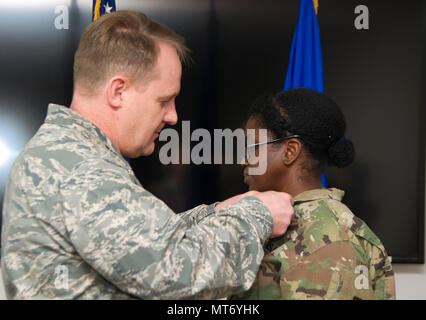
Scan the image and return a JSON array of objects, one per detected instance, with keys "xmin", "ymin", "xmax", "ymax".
[{"xmin": 1, "ymin": 104, "xmax": 273, "ymax": 300}]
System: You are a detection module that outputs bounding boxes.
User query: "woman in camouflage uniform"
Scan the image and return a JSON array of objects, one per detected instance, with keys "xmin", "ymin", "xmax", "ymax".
[{"xmin": 236, "ymin": 88, "xmax": 395, "ymax": 300}]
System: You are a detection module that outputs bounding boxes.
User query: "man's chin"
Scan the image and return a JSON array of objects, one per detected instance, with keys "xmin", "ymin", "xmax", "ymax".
[
  {"xmin": 141, "ymin": 143, "xmax": 156, "ymax": 157},
  {"xmin": 123, "ymin": 143, "xmax": 155, "ymax": 158}
]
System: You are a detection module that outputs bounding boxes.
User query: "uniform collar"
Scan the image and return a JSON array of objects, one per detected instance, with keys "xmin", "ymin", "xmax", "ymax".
[
  {"xmin": 294, "ymin": 188, "xmax": 345, "ymax": 204},
  {"xmin": 44, "ymin": 104, "xmax": 123, "ymax": 160},
  {"xmin": 265, "ymin": 188, "xmax": 345, "ymax": 252}
]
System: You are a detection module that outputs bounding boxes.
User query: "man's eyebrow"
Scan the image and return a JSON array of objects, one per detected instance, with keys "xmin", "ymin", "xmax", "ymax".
[{"xmin": 157, "ymin": 92, "xmax": 179, "ymax": 101}]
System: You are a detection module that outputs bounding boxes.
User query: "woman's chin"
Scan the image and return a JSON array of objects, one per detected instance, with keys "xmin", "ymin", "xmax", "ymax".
[
  {"xmin": 244, "ymin": 175, "xmax": 253, "ymax": 188},
  {"xmin": 246, "ymin": 181, "xmax": 256, "ymax": 191}
]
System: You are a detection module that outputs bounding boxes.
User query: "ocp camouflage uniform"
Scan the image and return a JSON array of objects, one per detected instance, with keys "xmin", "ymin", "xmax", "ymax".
[
  {"xmin": 234, "ymin": 188, "xmax": 395, "ymax": 300},
  {"xmin": 1, "ymin": 104, "xmax": 273, "ymax": 300}
]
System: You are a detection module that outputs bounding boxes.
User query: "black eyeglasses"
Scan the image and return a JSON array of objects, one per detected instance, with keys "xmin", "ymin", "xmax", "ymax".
[
  {"xmin": 246, "ymin": 135, "xmax": 301, "ymax": 148},
  {"xmin": 246, "ymin": 135, "xmax": 301, "ymax": 162}
]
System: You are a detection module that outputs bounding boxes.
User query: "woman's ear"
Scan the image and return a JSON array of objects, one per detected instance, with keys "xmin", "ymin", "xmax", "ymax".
[{"xmin": 282, "ymin": 138, "xmax": 302, "ymax": 166}]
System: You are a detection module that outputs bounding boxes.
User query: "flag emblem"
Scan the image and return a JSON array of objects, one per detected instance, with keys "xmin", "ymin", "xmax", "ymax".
[{"xmin": 92, "ymin": 0, "xmax": 116, "ymax": 22}]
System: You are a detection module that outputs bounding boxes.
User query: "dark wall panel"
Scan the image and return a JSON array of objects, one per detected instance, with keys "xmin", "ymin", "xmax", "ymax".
[{"xmin": 0, "ymin": 0, "xmax": 424, "ymax": 262}]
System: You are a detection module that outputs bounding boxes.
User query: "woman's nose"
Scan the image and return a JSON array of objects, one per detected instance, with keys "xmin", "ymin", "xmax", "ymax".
[{"xmin": 239, "ymin": 153, "xmax": 249, "ymax": 166}]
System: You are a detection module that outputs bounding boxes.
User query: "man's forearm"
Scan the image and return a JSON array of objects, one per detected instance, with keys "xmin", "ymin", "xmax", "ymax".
[{"xmin": 178, "ymin": 203, "xmax": 218, "ymax": 228}]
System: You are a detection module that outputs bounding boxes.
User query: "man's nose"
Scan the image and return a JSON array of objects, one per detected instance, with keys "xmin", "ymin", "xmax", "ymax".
[{"xmin": 164, "ymin": 103, "xmax": 178, "ymax": 125}]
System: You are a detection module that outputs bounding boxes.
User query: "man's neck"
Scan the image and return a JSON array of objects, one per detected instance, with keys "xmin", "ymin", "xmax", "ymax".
[{"xmin": 70, "ymin": 94, "xmax": 119, "ymax": 152}]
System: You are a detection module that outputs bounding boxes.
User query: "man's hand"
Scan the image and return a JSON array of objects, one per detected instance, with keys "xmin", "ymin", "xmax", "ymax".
[
  {"xmin": 254, "ymin": 191, "xmax": 294, "ymax": 238},
  {"xmin": 215, "ymin": 190, "xmax": 294, "ymax": 238}
]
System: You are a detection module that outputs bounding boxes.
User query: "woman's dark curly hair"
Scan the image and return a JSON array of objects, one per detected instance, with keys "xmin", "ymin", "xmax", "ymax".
[{"xmin": 247, "ymin": 88, "xmax": 355, "ymax": 174}]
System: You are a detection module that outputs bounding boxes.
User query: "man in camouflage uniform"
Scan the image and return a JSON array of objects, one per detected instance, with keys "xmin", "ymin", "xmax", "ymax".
[
  {"xmin": 234, "ymin": 188, "xmax": 396, "ymax": 300},
  {"xmin": 1, "ymin": 11, "xmax": 294, "ymax": 299}
]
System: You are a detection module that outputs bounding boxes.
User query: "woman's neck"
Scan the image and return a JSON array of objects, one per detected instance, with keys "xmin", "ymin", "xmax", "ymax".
[{"xmin": 278, "ymin": 174, "xmax": 324, "ymax": 198}]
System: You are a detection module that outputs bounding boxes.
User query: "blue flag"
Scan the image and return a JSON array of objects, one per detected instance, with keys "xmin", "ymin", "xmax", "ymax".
[
  {"xmin": 92, "ymin": 0, "xmax": 116, "ymax": 22},
  {"xmin": 284, "ymin": 0, "xmax": 323, "ymax": 92},
  {"xmin": 284, "ymin": 0, "xmax": 327, "ymax": 187}
]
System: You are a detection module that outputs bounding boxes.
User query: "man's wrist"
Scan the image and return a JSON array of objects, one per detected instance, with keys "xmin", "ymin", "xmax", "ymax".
[
  {"xmin": 193, "ymin": 202, "xmax": 219, "ymax": 223},
  {"xmin": 219, "ymin": 196, "xmax": 273, "ymax": 244}
]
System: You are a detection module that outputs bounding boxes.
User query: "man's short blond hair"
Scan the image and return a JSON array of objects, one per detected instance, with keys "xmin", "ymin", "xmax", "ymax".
[{"xmin": 73, "ymin": 10, "xmax": 190, "ymax": 93}]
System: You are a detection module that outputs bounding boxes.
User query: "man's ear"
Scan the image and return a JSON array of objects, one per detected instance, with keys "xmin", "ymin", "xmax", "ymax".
[
  {"xmin": 282, "ymin": 138, "xmax": 302, "ymax": 166},
  {"xmin": 106, "ymin": 76, "xmax": 129, "ymax": 109}
]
